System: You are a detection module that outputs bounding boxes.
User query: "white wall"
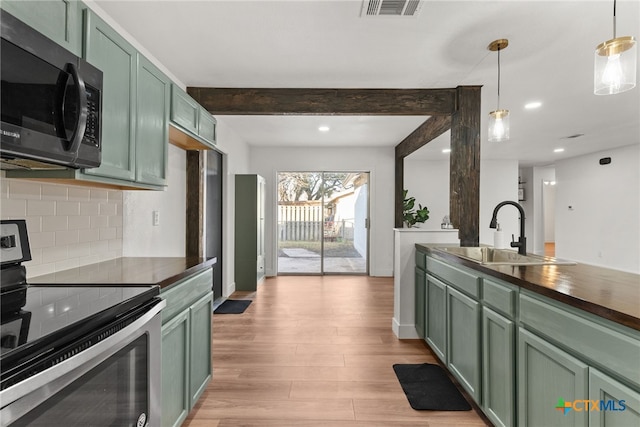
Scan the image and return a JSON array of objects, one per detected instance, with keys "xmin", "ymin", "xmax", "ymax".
[
  {"xmin": 543, "ymin": 184, "xmax": 556, "ymax": 242},
  {"xmin": 555, "ymin": 144, "xmax": 639, "ymax": 273},
  {"xmin": 249, "ymin": 146, "xmax": 395, "ymax": 277},
  {"xmin": 123, "ymin": 144, "xmax": 186, "ymax": 256},
  {"xmin": 404, "ymin": 159, "xmax": 519, "ymax": 247}
]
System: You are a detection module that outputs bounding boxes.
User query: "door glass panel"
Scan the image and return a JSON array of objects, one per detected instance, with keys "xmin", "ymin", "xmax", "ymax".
[
  {"xmin": 277, "ymin": 172, "xmax": 322, "ymax": 274},
  {"xmin": 277, "ymin": 171, "xmax": 368, "ymax": 275},
  {"xmin": 322, "ymin": 172, "xmax": 368, "ymax": 274}
]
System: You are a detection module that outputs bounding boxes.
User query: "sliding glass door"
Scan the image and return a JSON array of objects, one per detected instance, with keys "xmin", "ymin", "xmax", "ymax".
[{"xmin": 277, "ymin": 171, "xmax": 369, "ymax": 275}]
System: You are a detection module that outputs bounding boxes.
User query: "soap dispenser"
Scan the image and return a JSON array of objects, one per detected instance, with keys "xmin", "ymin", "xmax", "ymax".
[{"xmin": 493, "ymin": 223, "xmax": 504, "ymax": 249}]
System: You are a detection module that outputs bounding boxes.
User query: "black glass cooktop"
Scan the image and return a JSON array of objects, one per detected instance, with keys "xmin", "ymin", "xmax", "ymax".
[{"xmin": 0, "ymin": 284, "xmax": 158, "ymax": 386}]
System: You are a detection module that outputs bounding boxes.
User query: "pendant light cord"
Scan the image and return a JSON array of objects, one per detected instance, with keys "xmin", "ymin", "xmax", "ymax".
[
  {"xmin": 496, "ymin": 47, "xmax": 501, "ymax": 110},
  {"xmin": 613, "ymin": 0, "xmax": 617, "ymax": 39}
]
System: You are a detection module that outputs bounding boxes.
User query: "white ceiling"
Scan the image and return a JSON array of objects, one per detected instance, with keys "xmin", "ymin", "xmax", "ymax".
[{"xmin": 95, "ymin": 0, "xmax": 639, "ymax": 166}]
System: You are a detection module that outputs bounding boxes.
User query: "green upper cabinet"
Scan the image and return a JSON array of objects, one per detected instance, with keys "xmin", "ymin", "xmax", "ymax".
[
  {"xmin": 198, "ymin": 108, "xmax": 217, "ymax": 146},
  {"xmin": 136, "ymin": 56, "xmax": 169, "ymax": 186},
  {"xmin": 171, "ymin": 85, "xmax": 199, "ymax": 135},
  {"xmin": 169, "ymin": 85, "xmax": 217, "ymax": 149},
  {"xmin": 83, "ymin": 8, "xmax": 137, "ymax": 182},
  {"xmin": 1, "ymin": 0, "xmax": 81, "ymax": 55}
]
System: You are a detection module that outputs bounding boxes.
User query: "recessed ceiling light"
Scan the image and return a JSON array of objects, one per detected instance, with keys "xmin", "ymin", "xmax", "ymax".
[
  {"xmin": 525, "ymin": 101, "xmax": 542, "ymax": 109},
  {"xmin": 554, "ymin": 148, "xmax": 565, "ymax": 153},
  {"xmin": 318, "ymin": 126, "xmax": 330, "ymax": 132},
  {"xmin": 442, "ymin": 148, "xmax": 451, "ymax": 153}
]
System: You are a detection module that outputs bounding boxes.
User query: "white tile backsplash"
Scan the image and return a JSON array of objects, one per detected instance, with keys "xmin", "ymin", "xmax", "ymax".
[{"xmin": 1, "ymin": 177, "xmax": 123, "ymax": 278}]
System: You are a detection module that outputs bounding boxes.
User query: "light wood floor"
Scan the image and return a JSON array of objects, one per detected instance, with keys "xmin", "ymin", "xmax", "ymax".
[{"xmin": 183, "ymin": 275, "xmax": 490, "ymax": 427}]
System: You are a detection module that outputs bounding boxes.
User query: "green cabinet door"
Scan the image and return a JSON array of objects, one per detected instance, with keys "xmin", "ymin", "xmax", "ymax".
[
  {"xmin": 189, "ymin": 292, "xmax": 213, "ymax": 409},
  {"xmin": 447, "ymin": 285, "xmax": 481, "ymax": 403},
  {"xmin": 198, "ymin": 108, "xmax": 217, "ymax": 147},
  {"xmin": 482, "ymin": 307, "xmax": 515, "ymax": 427},
  {"xmin": 235, "ymin": 175, "xmax": 266, "ymax": 291},
  {"xmin": 518, "ymin": 328, "xmax": 589, "ymax": 427},
  {"xmin": 589, "ymin": 368, "xmax": 640, "ymax": 427},
  {"xmin": 425, "ymin": 273, "xmax": 447, "ymax": 362},
  {"xmin": 1, "ymin": 0, "xmax": 81, "ymax": 55},
  {"xmin": 161, "ymin": 310, "xmax": 190, "ymax": 427},
  {"xmin": 136, "ymin": 56, "xmax": 169, "ymax": 186},
  {"xmin": 83, "ymin": 9, "xmax": 137, "ymax": 182},
  {"xmin": 171, "ymin": 85, "xmax": 199, "ymax": 135},
  {"xmin": 415, "ymin": 267, "xmax": 426, "ymax": 339}
]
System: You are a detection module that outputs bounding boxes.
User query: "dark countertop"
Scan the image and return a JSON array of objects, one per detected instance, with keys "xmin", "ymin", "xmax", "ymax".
[
  {"xmin": 29, "ymin": 257, "xmax": 217, "ymax": 290},
  {"xmin": 416, "ymin": 244, "xmax": 640, "ymax": 331}
]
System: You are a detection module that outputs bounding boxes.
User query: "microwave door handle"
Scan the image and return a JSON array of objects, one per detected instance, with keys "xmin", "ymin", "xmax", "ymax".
[{"xmin": 63, "ymin": 63, "xmax": 88, "ymax": 155}]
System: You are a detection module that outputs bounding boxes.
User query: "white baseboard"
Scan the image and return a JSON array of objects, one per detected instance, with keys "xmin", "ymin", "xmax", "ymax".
[
  {"xmin": 224, "ymin": 281, "xmax": 236, "ymax": 297},
  {"xmin": 392, "ymin": 317, "xmax": 420, "ymax": 339}
]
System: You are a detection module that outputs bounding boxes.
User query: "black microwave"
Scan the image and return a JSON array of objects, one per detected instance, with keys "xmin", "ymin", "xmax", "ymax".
[{"xmin": 0, "ymin": 10, "xmax": 102, "ymax": 170}]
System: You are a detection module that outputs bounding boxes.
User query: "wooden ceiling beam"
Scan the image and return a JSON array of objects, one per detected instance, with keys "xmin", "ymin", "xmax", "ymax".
[
  {"xmin": 395, "ymin": 115, "xmax": 452, "ymax": 159},
  {"xmin": 187, "ymin": 87, "xmax": 457, "ymax": 115}
]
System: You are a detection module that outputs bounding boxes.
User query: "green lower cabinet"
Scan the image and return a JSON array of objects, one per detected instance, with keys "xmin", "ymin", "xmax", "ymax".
[
  {"xmin": 589, "ymin": 368, "xmax": 640, "ymax": 427},
  {"xmin": 189, "ymin": 292, "xmax": 214, "ymax": 409},
  {"xmin": 518, "ymin": 327, "xmax": 589, "ymax": 427},
  {"xmin": 162, "ymin": 310, "xmax": 190, "ymax": 427},
  {"xmin": 425, "ymin": 274, "xmax": 447, "ymax": 362},
  {"xmin": 415, "ymin": 267, "xmax": 426, "ymax": 339},
  {"xmin": 447, "ymin": 286, "xmax": 481, "ymax": 402},
  {"xmin": 482, "ymin": 307, "xmax": 515, "ymax": 427}
]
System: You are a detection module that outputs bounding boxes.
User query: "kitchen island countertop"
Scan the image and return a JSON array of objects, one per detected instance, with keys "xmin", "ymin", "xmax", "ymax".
[
  {"xmin": 417, "ymin": 244, "xmax": 640, "ymax": 331},
  {"xmin": 28, "ymin": 257, "xmax": 217, "ymax": 290}
]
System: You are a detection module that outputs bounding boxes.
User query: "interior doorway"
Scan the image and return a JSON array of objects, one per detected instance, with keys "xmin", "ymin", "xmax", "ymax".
[
  {"xmin": 542, "ymin": 179, "xmax": 556, "ymax": 257},
  {"xmin": 277, "ymin": 171, "xmax": 369, "ymax": 275}
]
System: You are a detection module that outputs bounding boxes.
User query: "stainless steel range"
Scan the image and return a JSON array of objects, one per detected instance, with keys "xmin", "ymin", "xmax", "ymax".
[{"xmin": 0, "ymin": 220, "xmax": 165, "ymax": 426}]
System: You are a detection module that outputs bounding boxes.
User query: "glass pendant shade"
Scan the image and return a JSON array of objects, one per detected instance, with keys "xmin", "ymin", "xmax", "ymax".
[
  {"xmin": 594, "ymin": 37, "xmax": 636, "ymax": 95},
  {"xmin": 488, "ymin": 109, "xmax": 510, "ymax": 142}
]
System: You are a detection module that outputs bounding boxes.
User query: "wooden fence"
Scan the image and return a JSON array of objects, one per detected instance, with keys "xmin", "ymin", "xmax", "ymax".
[{"xmin": 278, "ymin": 204, "xmax": 323, "ymax": 241}]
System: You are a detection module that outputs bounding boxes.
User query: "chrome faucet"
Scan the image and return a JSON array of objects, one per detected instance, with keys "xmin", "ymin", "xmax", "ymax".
[{"xmin": 489, "ymin": 201, "xmax": 527, "ymax": 255}]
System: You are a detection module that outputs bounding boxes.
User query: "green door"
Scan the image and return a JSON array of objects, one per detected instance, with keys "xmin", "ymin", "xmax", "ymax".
[
  {"xmin": 415, "ymin": 267, "xmax": 426, "ymax": 339},
  {"xmin": 136, "ymin": 56, "xmax": 169, "ymax": 186},
  {"xmin": 483, "ymin": 307, "xmax": 515, "ymax": 427},
  {"xmin": 161, "ymin": 310, "xmax": 190, "ymax": 427},
  {"xmin": 518, "ymin": 328, "xmax": 588, "ymax": 427},
  {"xmin": 189, "ymin": 292, "xmax": 213, "ymax": 409},
  {"xmin": 425, "ymin": 274, "xmax": 447, "ymax": 362},
  {"xmin": 589, "ymin": 368, "xmax": 640, "ymax": 427},
  {"xmin": 1, "ymin": 0, "xmax": 81, "ymax": 55},
  {"xmin": 83, "ymin": 9, "xmax": 137, "ymax": 181},
  {"xmin": 447, "ymin": 286, "xmax": 481, "ymax": 402}
]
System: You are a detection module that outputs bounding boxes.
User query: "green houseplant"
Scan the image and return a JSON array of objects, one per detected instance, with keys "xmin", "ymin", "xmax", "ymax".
[{"xmin": 403, "ymin": 189, "xmax": 430, "ymax": 227}]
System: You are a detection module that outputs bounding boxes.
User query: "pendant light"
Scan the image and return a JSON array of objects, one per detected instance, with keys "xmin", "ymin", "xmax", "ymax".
[
  {"xmin": 594, "ymin": 0, "xmax": 637, "ymax": 95},
  {"xmin": 488, "ymin": 39, "xmax": 510, "ymax": 142}
]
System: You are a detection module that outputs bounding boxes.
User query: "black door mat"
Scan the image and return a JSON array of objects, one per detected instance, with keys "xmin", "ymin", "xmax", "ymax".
[
  {"xmin": 214, "ymin": 299, "xmax": 252, "ymax": 314},
  {"xmin": 393, "ymin": 363, "xmax": 472, "ymax": 411}
]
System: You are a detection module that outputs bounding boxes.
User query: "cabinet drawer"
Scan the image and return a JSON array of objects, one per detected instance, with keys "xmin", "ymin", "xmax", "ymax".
[
  {"xmin": 520, "ymin": 292, "xmax": 640, "ymax": 389},
  {"xmin": 198, "ymin": 108, "xmax": 216, "ymax": 146},
  {"xmin": 427, "ymin": 256, "xmax": 480, "ymax": 298},
  {"xmin": 171, "ymin": 84, "xmax": 199, "ymax": 134},
  {"xmin": 483, "ymin": 278, "xmax": 516, "ymax": 318},
  {"xmin": 161, "ymin": 269, "xmax": 213, "ymax": 323},
  {"xmin": 415, "ymin": 250, "xmax": 427, "ymax": 271}
]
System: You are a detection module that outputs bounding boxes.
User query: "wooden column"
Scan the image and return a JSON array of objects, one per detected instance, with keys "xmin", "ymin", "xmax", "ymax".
[
  {"xmin": 394, "ymin": 153, "xmax": 404, "ymax": 228},
  {"xmin": 186, "ymin": 150, "xmax": 204, "ymax": 257},
  {"xmin": 450, "ymin": 86, "xmax": 481, "ymax": 247}
]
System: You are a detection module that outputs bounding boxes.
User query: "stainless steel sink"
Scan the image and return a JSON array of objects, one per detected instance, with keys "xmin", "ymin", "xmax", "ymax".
[{"xmin": 437, "ymin": 247, "xmax": 576, "ymax": 266}]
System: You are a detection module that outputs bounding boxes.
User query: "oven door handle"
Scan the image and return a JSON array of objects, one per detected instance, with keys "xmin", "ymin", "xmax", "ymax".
[{"xmin": 0, "ymin": 299, "xmax": 165, "ymax": 425}]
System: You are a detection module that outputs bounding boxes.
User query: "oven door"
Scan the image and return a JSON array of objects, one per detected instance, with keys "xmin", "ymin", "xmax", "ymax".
[{"xmin": 0, "ymin": 299, "xmax": 165, "ymax": 427}]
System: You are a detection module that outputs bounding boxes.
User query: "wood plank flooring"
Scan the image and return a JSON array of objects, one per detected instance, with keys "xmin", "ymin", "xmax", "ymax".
[{"xmin": 183, "ymin": 275, "xmax": 490, "ymax": 426}]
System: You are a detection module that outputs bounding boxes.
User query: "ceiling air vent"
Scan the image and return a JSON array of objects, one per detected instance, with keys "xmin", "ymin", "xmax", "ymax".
[{"xmin": 361, "ymin": 0, "xmax": 422, "ymax": 17}]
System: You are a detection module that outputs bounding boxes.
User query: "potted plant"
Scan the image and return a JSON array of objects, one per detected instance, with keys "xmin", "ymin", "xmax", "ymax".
[{"xmin": 403, "ymin": 190, "xmax": 430, "ymax": 227}]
